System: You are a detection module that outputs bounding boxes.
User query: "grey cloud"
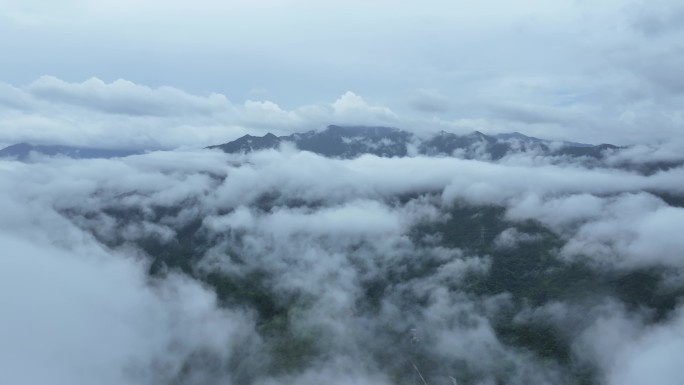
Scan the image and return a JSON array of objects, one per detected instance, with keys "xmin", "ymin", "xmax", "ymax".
[
  {"xmin": 630, "ymin": 1, "xmax": 684, "ymax": 37},
  {"xmin": 627, "ymin": 48, "xmax": 684, "ymax": 96},
  {"xmin": 409, "ymin": 89, "xmax": 451, "ymax": 114},
  {"xmin": 486, "ymin": 101, "xmax": 597, "ymax": 129}
]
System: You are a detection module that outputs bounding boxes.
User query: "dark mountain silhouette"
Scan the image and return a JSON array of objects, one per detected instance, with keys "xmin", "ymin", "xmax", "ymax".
[
  {"xmin": 207, "ymin": 125, "xmax": 620, "ymax": 160},
  {"xmin": 0, "ymin": 143, "xmax": 143, "ymax": 161}
]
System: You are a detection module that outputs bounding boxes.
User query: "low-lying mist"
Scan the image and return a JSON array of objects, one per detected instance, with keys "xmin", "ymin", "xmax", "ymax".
[{"xmin": 2, "ymin": 147, "xmax": 683, "ymax": 385}]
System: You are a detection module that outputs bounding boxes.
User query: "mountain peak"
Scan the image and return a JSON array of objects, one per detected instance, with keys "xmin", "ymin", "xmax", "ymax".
[{"xmin": 496, "ymin": 132, "xmax": 532, "ymax": 140}]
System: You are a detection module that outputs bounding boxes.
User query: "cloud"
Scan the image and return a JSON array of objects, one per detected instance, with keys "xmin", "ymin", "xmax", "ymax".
[
  {"xmin": 1, "ymin": 71, "xmax": 683, "ymax": 150},
  {"xmin": 493, "ymin": 227, "xmax": 543, "ymax": 249},
  {"xmin": 0, "ymin": 221, "xmax": 260, "ymax": 385},
  {"xmin": 206, "ymin": 200, "xmax": 405, "ymax": 242},
  {"xmin": 576, "ymin": 302, "xmax": 684, "ymax": 385},
  {"xmin": 562, "ymin": 199, "xmax": 684, "ymax": 270},
  {"xmin": 0, "ymin": 78, "xmax": 409, "ymax": 149},
  {"xmin": 409, "ymin": 89, "xmax": 451, "ymax": 114},
  {"xmin": 2, "ymin": 121, "xmax": 684, "ymax": 384},
  {"xmin": 629, "ymin": 1, "xmax": 684, "ymax": 37},
  {"xmin": 504, "ymin": 190, "xmax": 684, "ymax": 270},
  {"xmin": 26, "ymin": 76, "xmax": 234, "ymax": 117},
  {"xmin": 331, "ymin": 91, "xmax": 398, "ymax": 122},
  {"xmin": 0, "ymin": 82, "xmax": 33, "ymax": 110},
  {"xmin": 607, "ymin": 143, "xmax": 684, "ymax": 166}
]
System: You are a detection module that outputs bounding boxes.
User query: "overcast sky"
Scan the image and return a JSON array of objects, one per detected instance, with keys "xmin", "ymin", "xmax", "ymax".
[{"xmin": 1, "ymin": 0, "xmax": 683, "ymax": 148}]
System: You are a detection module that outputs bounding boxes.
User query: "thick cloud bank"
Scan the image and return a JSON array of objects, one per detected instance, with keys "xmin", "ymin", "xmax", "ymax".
[
  {"xmin": 3, "ymin": 73, "xmax": 684, "ymax": 151},
  {"xmin": 0, "ymin": 77, "xmax": 402, "ymax": 150},
  {"xmin": 1, "ymin": 147, "xmax": 683, "ymax": 385}
]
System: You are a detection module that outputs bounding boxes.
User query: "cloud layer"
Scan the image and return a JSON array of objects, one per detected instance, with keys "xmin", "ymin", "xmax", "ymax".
[
  {"xmin": 1, "ymin": 145, "xmax": 683, "ymax": 384},
  {"xmin": 0, "ymin": 76, "xmax": 410, "ymax": 150}
]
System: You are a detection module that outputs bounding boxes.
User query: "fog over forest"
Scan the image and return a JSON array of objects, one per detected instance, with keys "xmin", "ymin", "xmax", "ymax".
[{"xmin": 2, "ymin": 139, "xmax": 684, "ymax": 384}]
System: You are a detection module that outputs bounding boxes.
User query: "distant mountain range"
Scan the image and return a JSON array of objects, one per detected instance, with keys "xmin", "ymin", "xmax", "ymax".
[
  {"xmin": 207, "ymin": 125, "xmax": 621, "ymax": 160},
  {"xmin": 0, "ymin": 126, "xmax": 621, "ymax": 162},
  {"xmin": 4, "ymin": 126, "xmax": 678, "ymax": 175},
  {"xmin": 0, "ymin": 143, "xmax": 142, "ymax": 161}
]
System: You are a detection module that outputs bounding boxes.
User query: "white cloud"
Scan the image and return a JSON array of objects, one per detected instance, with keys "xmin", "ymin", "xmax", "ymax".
[
  {"xmin": 0, "ymin": 226, "xmax": 258, "ymax": 385},
  {"xmin": 493, "ymin": 227, "xmax": 543, "ymax": 249},
  {"xmin": 331, "ymin": 91, "xmax": 398, "ymax": 122},
  {"xmin": 26, "ymin": 76, "xmax": 234, "ymax": 116},
  {"xmin": 0, "ymin": 78, "xmax": 409, "ymax": 149},
  {"xmin": 578, "ymin": 303, "xmax": 684, "ymax": 385}
]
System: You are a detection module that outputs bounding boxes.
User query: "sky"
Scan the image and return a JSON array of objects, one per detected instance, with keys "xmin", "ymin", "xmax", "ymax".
[{"xmin": 1, "ymin": 0, "xmax": 683, "ymax": 148}]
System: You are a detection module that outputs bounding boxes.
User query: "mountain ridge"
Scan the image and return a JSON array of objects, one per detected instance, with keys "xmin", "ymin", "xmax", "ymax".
[
  {"xmin": 207, "ymin": 125, "xmax": 619, "ymax": 160},
  {"xmin": 0, "ymin": 143, "xmax": 143, "ymax": 161}
]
